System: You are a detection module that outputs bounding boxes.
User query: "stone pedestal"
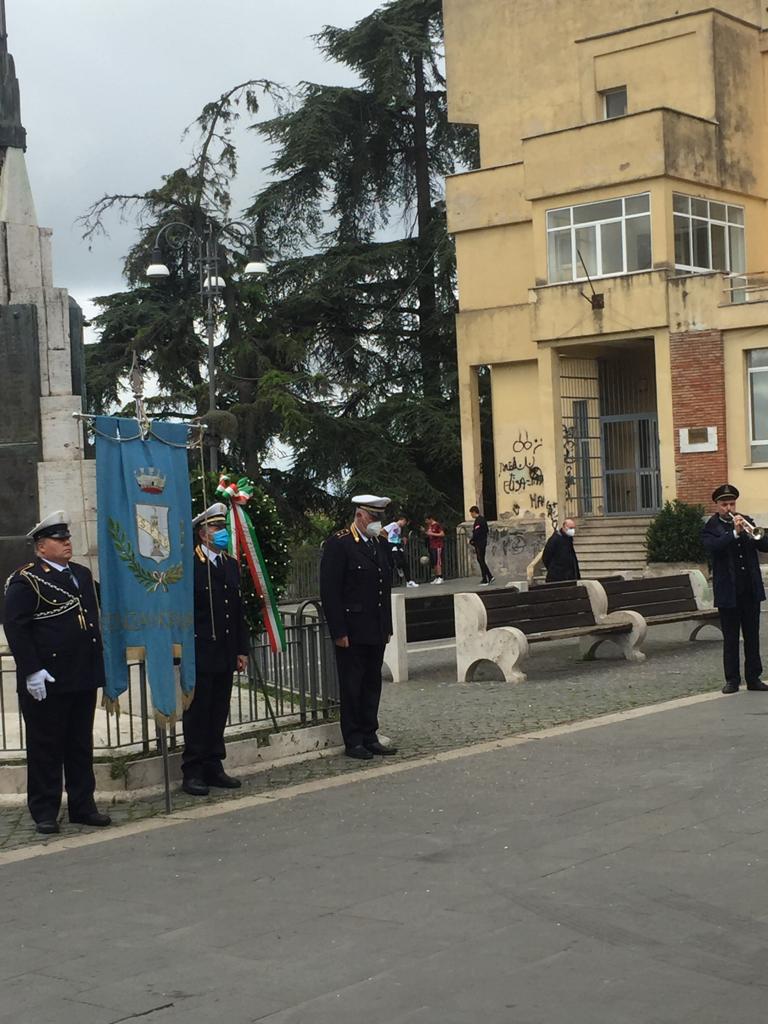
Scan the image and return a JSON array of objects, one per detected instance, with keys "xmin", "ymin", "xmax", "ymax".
[
  {"xmin": 458, "ymin": 516, "xmax": 546, "ymax": 581},
  {"xmin": 0, "ymin": 117, "xmax": 93, "ymax": 625}
]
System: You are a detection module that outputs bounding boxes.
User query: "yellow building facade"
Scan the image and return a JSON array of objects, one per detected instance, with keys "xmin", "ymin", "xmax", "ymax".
[{"xmin": 445, "ymin": 1, "xmax": 768, "ymax": 551}]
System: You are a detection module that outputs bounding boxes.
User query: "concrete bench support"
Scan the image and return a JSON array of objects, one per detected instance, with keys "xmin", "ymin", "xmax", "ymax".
[
  {"xmin": 383, "ymin": 593, "xmax": 408, "ymax": 683},
  {"xmin": 578, "ymin": 579, "xmax": 647, "ymax": 663},
  {"xmin": 454, "ymin": 592, "xmax": 529, "ymax": 684}
]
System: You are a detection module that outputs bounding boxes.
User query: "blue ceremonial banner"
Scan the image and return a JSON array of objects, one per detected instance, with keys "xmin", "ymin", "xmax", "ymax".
[{"xmin": 95, "ymin": 417, "xmax": 195, "ymax": 722}]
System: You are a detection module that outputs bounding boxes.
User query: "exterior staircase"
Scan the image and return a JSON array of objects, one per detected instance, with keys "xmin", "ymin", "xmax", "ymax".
[{"xmin": 574, "ymin": 516, "xmax": 651, "ymax": 578}]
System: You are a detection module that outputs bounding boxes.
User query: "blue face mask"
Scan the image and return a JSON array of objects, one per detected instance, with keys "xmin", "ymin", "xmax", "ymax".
[{"xmin": 212, "ymin": 528, "xmax": 230, "ymax": 550}]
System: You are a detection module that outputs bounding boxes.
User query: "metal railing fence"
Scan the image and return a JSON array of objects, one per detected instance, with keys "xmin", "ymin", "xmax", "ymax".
[
  {"xmin": 284, "ymin": 531, "xmax": 475, "ymax": 600},
  {"xmin": 0, "ymin": 608, "xmax": 339, "ymax": 757}
]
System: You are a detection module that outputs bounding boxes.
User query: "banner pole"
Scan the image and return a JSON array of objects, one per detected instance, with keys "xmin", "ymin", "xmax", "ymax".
[
  {"xmin": 156, "ymin": 724, "xmax": 173, "ymax": 814},
  {"xmin": 252, "ymin": 654, "xmax": 279, "ymax": 732}
]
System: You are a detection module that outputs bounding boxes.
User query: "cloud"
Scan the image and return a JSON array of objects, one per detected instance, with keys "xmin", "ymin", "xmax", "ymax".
[{"xmin": 11, "ymin": 0, "xmax": 382, "ymax": 305}]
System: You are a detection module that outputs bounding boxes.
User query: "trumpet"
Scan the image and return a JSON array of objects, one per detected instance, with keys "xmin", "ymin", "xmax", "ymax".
[{"xmin": 724, "ymin": 512, "xmax": 764, "ymax": 541}]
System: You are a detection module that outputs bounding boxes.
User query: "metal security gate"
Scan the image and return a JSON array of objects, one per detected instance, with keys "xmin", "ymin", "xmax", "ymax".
[
  {"xmin": 560, "ymin": 345, "xmax": 660, "ymax": 518},
  {"xmin": 601, "ymin": 414, "xmax": 661, "ymax": 515},
  {"xmin": 561, "ymin": 358, "xmax": 604, "ymax": 518}
]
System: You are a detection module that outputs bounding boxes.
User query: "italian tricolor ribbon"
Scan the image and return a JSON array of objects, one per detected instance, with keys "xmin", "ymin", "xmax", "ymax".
[{"xmin": 216, "ymin": 475, "xmax": 286, "ymax": 654}]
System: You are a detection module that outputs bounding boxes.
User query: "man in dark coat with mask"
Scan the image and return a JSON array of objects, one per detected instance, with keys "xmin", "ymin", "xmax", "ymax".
[
  {"xmin": 702, "ymin": 483, "xmax": 768, "ymax": 694},
  {"xmin": 320, "ymin": 494, "xmax": 397, "ymax": 760},
  {"xmin": 182, "ymin": 502, "xmax": 250, "ymax": 795},
  {"xmin": 542, "ymin": 518, "xmax": 580, "ymax": 583}
]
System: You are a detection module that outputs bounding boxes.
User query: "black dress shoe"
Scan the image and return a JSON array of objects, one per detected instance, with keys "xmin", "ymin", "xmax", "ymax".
[
  {"xmin": 722, "ymin": 682, "xmax": 740, "ymax": 694},
  {"xmin": 35, "ymin": 820, "xmax": 59, "ymax": 835},
  {"xmin": 365, "ymin": 741, "xmax": 398, "ymax": 756},
  {"xmin": 747, "ymin": 681, "xmax": 768, "ymax": 691},
  {"xmin": 345, "ymin": 745, "xmax": 374, "ymax": 760},
  {"xmin": 205, "ymin": 771, "xmax": 242, "ymax": 789},
  {"xmin": 182, "ymin": 777, "xmax": 210, "ymax": 796},
  {"xmin": 69, "ymin": 811, "xmax": 111, "ymax": 827}
]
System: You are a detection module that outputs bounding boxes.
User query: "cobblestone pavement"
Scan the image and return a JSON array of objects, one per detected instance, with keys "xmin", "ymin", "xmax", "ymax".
[{"xmin": 0, "ymin": 621, "xmax": 731, "ymax": 851}]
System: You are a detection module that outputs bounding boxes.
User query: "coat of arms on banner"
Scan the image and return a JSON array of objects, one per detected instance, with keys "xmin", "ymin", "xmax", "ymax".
[
  {"xmin": 136, "ymin": 504, "xmax": 171, "ymax": 562},
  {"xmin": 107, "ymin": 514, "xmax": 184, "ymax": 593}
]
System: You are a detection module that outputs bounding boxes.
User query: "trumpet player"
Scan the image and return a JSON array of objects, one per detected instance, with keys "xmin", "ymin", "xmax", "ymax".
[{"xmin": 702, "ymin": 484, "xmax": 768, "ymax": 694}]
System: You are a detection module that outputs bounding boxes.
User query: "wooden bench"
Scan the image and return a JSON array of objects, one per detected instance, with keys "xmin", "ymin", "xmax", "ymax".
[
  {"xmin": 595, "ymin": 571, "xmax": 719, "ymax": 647},
  {"xmin": 455, "ymin": 580, "xmax": 646, "ymax": 683}
]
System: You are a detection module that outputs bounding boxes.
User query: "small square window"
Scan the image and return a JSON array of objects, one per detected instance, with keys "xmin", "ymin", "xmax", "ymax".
[{"xmin": 602, "ymin": 87, "xmax": 627, "ymax": 120}]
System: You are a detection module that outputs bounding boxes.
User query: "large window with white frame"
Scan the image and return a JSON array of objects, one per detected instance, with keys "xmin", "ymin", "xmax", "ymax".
[
  {"xmin": 673, "ymin": 194, "xmax": 745, "ymax": 274},
  {"xmin": 748, "ymin": 349, "xmax": 768, "ymax": 463},
  {"xmin": 546, "ymin": 194, "xmax": 652, "ymax": 284}
]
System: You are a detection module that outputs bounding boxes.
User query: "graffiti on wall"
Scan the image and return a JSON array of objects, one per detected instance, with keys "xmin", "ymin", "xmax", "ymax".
[
  {"xmin": 499, "ymin": 431, "xmax": 544, "ymax": 497},
  {"xmin": 563, "ymin": 424, "xmax": 577, "ymax": 502}
]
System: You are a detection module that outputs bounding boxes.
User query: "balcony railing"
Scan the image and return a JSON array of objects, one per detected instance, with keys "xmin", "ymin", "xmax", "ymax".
[{"xmin": 722, "ymin": 272, "xmax": 768, "ymax": 305}]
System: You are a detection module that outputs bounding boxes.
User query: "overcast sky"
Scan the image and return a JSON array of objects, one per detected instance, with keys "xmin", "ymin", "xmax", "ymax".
[{"xmin": 10, "ymin": 0, "xmax": 383, "ymax": 317}]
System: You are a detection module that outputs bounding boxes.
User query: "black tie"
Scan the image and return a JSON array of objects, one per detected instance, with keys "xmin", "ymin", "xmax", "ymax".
[{"xmin": 62, "ymin": 566, "xmax": 79, "ymax": 591}]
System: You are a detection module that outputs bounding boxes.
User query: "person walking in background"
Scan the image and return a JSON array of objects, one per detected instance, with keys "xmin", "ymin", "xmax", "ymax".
[
  {"xmin": 384, "ymin": 516, "xmax": 419, "ymax": 588},
  {"xmin": 3, "ymin": 511, "xmax": 111, "ymax": 834},
  {"xmin": 425, "ymin": 515, "xmax": 445, "ymax": 584},
  {"xmin": 469, "ymin": 506, "xmax": 494, "ymax": 585},
  {"xmin": 542, "ymin": 518, "xmax": 580, "ymax": 582},
  {"xmin": 702, "ymin": 483, "xmax": 768, "ymax": 694}
]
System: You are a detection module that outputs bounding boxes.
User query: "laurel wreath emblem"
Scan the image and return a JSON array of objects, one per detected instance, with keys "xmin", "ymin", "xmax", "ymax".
[{"xmin": 108, "ymin": 518, "xmax": 183, "ymax": 593}]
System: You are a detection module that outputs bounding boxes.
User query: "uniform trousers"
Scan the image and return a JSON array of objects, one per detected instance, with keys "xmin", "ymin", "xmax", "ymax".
[
  {"xmin": 334, "ymin": 643, "xmax": 385, "ymax": 749},
  {"xmin": 182, "ymin": 671, "xmax": 234, "ymax": 778},
  {"xmin": 719, "ymin": 599, "xmax": 763, "ymax": 685},
  {"xmin": 19, "ymin": 688, "xmax": 98, "ymax": 823}
]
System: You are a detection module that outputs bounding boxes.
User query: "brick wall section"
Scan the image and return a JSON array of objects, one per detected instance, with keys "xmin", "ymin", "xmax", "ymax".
[{"xmin": 669, "ymin": 329, "xmax": 727, "ymax": 506}]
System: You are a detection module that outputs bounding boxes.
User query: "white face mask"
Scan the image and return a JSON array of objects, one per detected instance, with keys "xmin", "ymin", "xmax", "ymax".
[
  {"xmin": 365, "ymin": 520, "xmax": 384, "ymax": 539},
  {"xmin": 565, "ymin": 528, "xmax": 575, "ymax": 537}
]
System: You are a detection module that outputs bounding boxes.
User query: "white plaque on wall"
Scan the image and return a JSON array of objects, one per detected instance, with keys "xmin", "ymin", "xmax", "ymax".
[{"xmin": 679, "ymin": 426, "xmax": 718, "ymax": 453}]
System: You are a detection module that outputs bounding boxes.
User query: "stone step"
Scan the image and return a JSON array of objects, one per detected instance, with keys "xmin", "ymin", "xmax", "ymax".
[
  {"xmin": 578, "ymin": 552, "xmax": 647, "ymax": 561},
  {"xmin": 577, "ymin": 539, "xmax": 647, "ymax": 549}
]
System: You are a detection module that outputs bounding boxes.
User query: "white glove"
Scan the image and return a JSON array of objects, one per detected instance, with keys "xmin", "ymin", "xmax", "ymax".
[{"xmin": 26, "ymin": 670, "xmax": 54, "ymax": 701}]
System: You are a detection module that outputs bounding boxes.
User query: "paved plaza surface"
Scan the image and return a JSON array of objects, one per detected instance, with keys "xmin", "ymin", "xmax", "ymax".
[
  {"xmin": 4, "ymin": 691, "xmax": 768, "ymax": 1022},
  {"xmin": 0, "ymin": 619, "xmax": 730, "ymax": 849}
]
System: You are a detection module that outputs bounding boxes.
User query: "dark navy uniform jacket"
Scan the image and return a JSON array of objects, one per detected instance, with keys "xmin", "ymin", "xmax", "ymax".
[
  {"xmin": 193, "ymin": 546, "xmax": 250, "ymax": 674},
  {"xmin": 319, "ymin": 525, "xmax": 393, "ymax": 645},
  {"xmin": 3, "ymin": 559, "xmax": 105, "ymax": 694},
  {"xmin": 702, "ymin": 513, "xmax": 768, "ymax": 608}
]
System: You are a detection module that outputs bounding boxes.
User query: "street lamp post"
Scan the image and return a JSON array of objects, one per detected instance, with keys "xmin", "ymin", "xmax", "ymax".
[{"xmin": 146, "ymin": 219, "xmax": 268, "ymax": 473}]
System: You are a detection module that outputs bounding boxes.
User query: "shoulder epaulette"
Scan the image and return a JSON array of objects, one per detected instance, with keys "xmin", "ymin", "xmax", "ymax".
[
  {"xmin": 3, "ymin": 563, "xmax": 34, "ymax": 595},
  {"xmin": 334, "ymin": 528, "xmax": 351, "ymax": 539}
]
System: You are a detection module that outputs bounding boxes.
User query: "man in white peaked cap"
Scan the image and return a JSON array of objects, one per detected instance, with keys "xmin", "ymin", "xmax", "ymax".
[
  {"xmin": 319, "ymin": 494, "xmax": 398, "ymax": 760},
  {"xmin": 4, "ymin": 511, "xmax": 111, "ymax": 834},
  {"xmin": 182, "ymin": 503, "xmax": 249, "ymax": 796}
]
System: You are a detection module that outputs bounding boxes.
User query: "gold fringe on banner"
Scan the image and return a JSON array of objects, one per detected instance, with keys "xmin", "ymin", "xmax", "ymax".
[
  {"xmin": 102, "ymin": 694, "xmax": 121, "ymax": 717},
  {"xmin": 153, "ymin": 709, "xmax": 177, "ymax": 729}
]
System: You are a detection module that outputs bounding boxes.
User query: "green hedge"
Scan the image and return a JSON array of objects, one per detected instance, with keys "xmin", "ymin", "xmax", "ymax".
[{"xmin": 646, "ymin": 500, "xmax": 707, "ymax": 564}]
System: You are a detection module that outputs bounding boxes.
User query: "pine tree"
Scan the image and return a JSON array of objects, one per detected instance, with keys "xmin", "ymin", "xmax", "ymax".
[
  {"xmin": 80, "ymin": 80, "xmax": 290, "ymax": 477},
  {"xmin": 81, "ymin": 0, "xmax": 478, "ymax": 531},
  {"xmin": 250, "ymin": 0, "xmax": 478, "ymax": 523}
]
